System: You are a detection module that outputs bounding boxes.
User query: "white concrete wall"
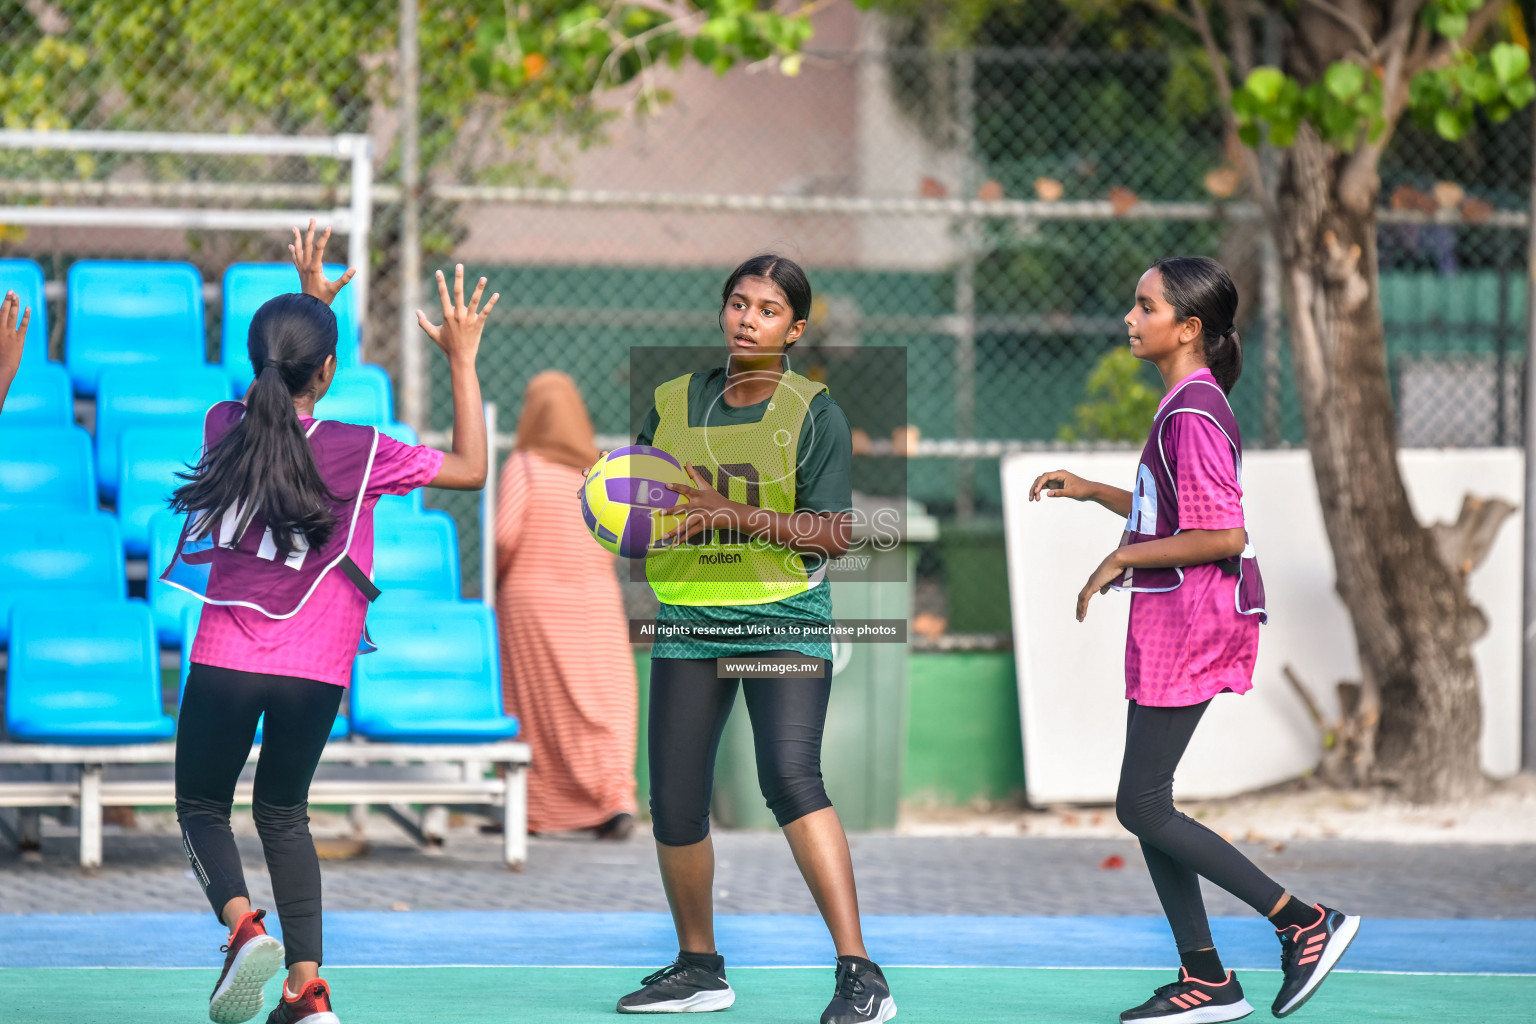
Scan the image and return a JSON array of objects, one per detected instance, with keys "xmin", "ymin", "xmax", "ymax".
[{"xmin": 1000, "ymin": 449, "xmax": 1525, "ymax": 805}]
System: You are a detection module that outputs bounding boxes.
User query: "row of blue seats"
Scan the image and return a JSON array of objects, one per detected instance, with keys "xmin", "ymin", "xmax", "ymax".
[
  {"xmin": 0, "ymin": 367, "xmax": 404, "ymax": 555},
  {"xmin": 0, "ymin": 508, "xmax": 463, "ymax": 647},
  {"xmin": 5, "ymin": 594, "xmax": 519, "ymax": 745},
  {"xmin": 0, "ymin": 258, "xmax": 362, "ymax": 395}
]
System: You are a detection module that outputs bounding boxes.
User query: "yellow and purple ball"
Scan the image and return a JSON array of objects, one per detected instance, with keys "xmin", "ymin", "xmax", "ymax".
[{"xmin": 580, "ymin": 445, "xmax": 692, "ymax": 558}]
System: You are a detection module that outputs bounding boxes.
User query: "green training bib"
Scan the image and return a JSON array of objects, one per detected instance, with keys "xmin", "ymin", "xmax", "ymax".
[{"xmin": 646, "ymin": 369, "xmax": 828, "ymax": 607}]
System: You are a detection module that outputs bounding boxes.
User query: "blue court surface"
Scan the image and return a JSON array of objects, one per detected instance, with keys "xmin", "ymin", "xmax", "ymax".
[{"xmin": 2, "ymin": 911, "xmax": 1533, "ymax": 1022}]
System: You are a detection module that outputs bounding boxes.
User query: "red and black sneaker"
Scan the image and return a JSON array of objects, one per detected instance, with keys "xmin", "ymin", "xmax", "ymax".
[
  {"xmin": 265, "ymin": 978, "xmax": 340, "ymax": 1024},
  {"xmin": 1272, "ymin": 904, "xmax": 1360, "ymax": 1017},
  {"xmin": 209, "ymin": 909, "xmax": 285, "ymax": 1024},
  {"xmin": 1120, "ymin": 969, "xmax": 1254, "ymax": 1022}
]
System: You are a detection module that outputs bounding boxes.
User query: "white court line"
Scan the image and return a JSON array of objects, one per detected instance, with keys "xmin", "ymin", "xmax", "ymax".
[{"xmin": 10, "ymin": 965, "xmax": 1535, "ymax": 977}]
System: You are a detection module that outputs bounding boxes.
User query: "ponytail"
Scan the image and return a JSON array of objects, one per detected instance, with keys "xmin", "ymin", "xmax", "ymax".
[
  {"xmin": 1151, "ymin": 256, "xmax": 1244, "ymax": 394},
  {"xmin": 1205, "ymin": 326, "xmax": 1244, "ymax": 395},
  {"xmin": 170, "ymin": 293, "xmax": 341, "ymax": 555}
]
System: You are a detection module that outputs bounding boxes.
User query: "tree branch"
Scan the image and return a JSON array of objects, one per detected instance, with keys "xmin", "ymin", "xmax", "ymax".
[
  {"xmin": 1411, "ymin": 0, "xmax": 1512, "ymax": 77},
  {"xmin": 1186, "ymin": 0, "xmax": 1279, "ymax": 225},
  {"xmin": 1337, "ymin": 0, "xmax": 1419, "ymax": 214},
  {"xmin": 1220, "ymin": 0, "xmax": 1257, "ymax": 80},
  {"xmin": 1298, "ymin": 0, "xmax": 1380, "ymax": 59}
]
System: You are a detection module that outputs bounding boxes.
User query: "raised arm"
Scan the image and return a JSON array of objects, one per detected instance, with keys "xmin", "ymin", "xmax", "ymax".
[
  {"xmin": 419, "ymin": 265, "xmax": 499, "ymax": 490},
  {"xmin": 1028, "ymin": 468, "xmax": 1133, "ymax": 519},
  {"xmin": 0, "ymin": 291, "xmax": 29, "ymax": 415}
]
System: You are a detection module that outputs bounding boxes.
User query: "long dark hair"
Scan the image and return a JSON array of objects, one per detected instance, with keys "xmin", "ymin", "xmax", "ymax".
[
  {"xmin": 719, "ymin": 253, "xmax": 813, "ymax": 346},
  {"xmin": 1152, "ymin": 256, "xmax": 1243, "ymax": 394},
  {"xmin": 170, "ymin": 293, "xmax": 341, "ymax": 555}
]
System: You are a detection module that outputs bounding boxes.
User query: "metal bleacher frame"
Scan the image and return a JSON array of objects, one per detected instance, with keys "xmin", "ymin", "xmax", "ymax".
[
  {"xmin": 0, "ymin": 741, "xmax": 530, "ymax": 871},
  {"xmin": 0, "ymin": 130, "xmax": 375, "ymax": 324},
  {"xmin": 0, "ymin": 130, "xmax": 534, "ymax": 869}
]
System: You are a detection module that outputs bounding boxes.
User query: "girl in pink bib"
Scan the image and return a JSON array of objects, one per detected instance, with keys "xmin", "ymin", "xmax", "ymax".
[
  {"xmin": 167, "ymin": 223, "xmax": 498, "ymax": 1024},
  {"xmin": 1031, "ymin": 258, "xmax": 1359, "ymax": 1023}
]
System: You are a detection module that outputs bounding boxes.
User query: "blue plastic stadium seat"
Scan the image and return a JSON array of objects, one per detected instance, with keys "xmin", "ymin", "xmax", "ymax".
[
  {"xmin": 66, "ymin": 260, "xmax": 206, "ymax": 396},
  {"xmin": 375, "ymin": 422, "xmax": 425, "ymax": 517},
  {"xmin": 313, "ymin": 364, "xmax": 394, "ymax": 425},
  {"xmin": 96, "ymin": 365, "xmax": 227, "ymax": 501},
  {"xmin": 0, "ymin": 363, "xmax": 72, "ymax": 424},
  {"xmin": 149, "ymin": 511, "xmax": 201, "ymax": 647},
  {"xmin": 222, "ymin": 263, "xmax": 360, "ymax": 393},
  {"xmin": 177, "ymin": 607, "xmax": 348, "ymax": 742},
  {"xmin": 0, "ymin": 425, "xmax": 96, "ymax": 513},
  {"xmin": 6, "ymin": 600, "xmax": 175, "ymax": 744},
  {"xmin": 351, "ymin": 597, "xmax": 519, "ymax": 742},
  {"xmin": 0, "ymin": 511, "xmax": 127, "ymax": 644},
  {"xmin": 372, "ymin": 509, "xmax": 460, "ymax": 600},
  {"xmin": 0, "ymin": 258, "xmax": 48, "ymax": 367},
  {"xmin": 116, "ymin": 423, "xmax": 204, "ymax": 557}
]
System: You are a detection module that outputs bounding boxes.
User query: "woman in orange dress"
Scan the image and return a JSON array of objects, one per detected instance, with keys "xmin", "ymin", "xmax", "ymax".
[{"xmin": 494, "ymin": 370, "xmax": 638, "ymax": 838}]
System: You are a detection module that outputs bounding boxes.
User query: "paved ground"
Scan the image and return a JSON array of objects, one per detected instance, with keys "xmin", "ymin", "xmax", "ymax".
[{"xmin": 3, "ymin": 814, "xmax": 1534, "ymax": 919}]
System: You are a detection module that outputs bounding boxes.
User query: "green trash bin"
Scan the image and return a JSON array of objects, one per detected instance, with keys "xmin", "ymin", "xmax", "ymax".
[{"xmin": 708, "ymin": 498, "xmax": 933, "ymax": 831}]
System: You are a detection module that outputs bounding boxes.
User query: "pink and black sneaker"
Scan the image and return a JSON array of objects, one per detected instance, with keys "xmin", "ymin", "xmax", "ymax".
[
  {"xmin": 265, "ymin": 978, "xmax": 340, "ymax": 1024},
  {"xmin": 1272, "ymin": 904, "xmax": 1360, "ymax": 1017},
  {"xmin": 1120, "ymin": 969, "xmax": 1254, "ymax": 1022},
  {"xmin": 209, "ymin": 909, "xmax": 285, "ymax": 1024}
]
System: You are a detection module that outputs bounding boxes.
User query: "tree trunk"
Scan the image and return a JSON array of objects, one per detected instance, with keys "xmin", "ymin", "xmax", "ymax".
[{"xmin": 1272, "ymin": 126, "xmax": 1484, "ymax": 802}]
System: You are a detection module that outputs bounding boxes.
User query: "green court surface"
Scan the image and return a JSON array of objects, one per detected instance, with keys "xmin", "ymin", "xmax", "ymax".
[{"xmin": 3, "ymin": 966, "xmax": 1531, "ymax": 1023}]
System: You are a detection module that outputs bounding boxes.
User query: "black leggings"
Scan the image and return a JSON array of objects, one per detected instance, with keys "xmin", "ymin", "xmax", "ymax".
[
  {"xmin": 175, "ymin": 663, "xmax": 343, "ymax": 966},
  {"xmin": 1116, "ymin": 700, "xmax": 1287, "ymax": 953},
  {"xmin": 648, "ymin": 655, "xmax": 833, "ymax": 846}
]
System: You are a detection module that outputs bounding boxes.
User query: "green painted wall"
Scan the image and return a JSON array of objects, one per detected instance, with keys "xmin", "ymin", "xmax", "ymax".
[{"xmin": 901, "ymin": 652, "xmax": 1024, "ymax": 805}]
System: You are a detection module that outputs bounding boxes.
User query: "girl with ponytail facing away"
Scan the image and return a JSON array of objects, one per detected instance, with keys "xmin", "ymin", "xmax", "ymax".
[
  {"xmin": 1030, "ymin": 258, "xmax": 1360, "ymax": 1023},
  {"xmin": 164, "ymin": 222, "xmax": 498, "ymax": 1024}
]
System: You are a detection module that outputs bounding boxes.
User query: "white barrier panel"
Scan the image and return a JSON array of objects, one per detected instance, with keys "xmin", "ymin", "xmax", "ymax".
[{"xmin": 1000, "ymin": 449, "xmax": 1524, "ymax": 805}]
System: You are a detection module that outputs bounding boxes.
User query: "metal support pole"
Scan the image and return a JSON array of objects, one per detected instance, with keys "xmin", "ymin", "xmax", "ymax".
[
  {"xmin": 347, "ymin": 137, "xmax": 374, "ymax": 354},
  {"xmin": 1523, "ymin": 96, "xmax": 1536, "ymax": 769},
  {"xmin": 398, "ymin": 0, "xmax": 425, "ymax": 431},
  {"xmin": 954, "ymin": 50, "xmax": 977, "ymax": 522},
  {"xmin": 503, "ymin": 761, "xmax": 528, "ymax": 871},
  {"xmin": 481, "ymin": 401, "xmax": 499, "ymax": 604},
  {"xmin": 1260, "ymin": 9, "xmax": 1283, "ymax": 449},
  {"xmin": 79, "ymin": 765, "xmax": 102, "ymax": 871},
  {"xmin": 1260, "ymin": 235, "xmax": 1282, "ymax": 447}
]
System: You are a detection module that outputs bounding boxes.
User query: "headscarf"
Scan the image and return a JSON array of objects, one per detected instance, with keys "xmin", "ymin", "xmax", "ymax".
[{"xmin": 513, "ymin": 370, "xmax": 600, "ymax": 469}]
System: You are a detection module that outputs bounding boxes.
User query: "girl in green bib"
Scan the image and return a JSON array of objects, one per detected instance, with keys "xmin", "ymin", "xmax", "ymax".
[{"xmin": 613, "ymin": 255, "xmax": 895, "ymax": 1024}]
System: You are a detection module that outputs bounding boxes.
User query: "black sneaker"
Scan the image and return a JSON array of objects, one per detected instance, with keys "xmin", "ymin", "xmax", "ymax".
[
  {"xmin": 821, "ymin": 956, "xmax": 897, "ymax": 1024},
  {"xmin": 616, "ymin": 955, "xmax": 735, "ymax": 1013},
  {"xmin": 1120, "ymin": 969, "xmax": 1254, "ymax": 1022},
  {"xmin": 1272, "ymin": 904, "xmax": 1360, "ymax": 1017}
]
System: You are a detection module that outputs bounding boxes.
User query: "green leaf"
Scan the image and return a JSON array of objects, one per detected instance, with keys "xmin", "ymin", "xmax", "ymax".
[
  {"xmin": 1238, "ymin": 124, "xmax": 1261, "ymax": 147},
  {"xmin": 1325, "ymin": 62, "xmax": 1365, "ymax": 101},
  {"xmin": 1509, "ymin": 77, "xmax": 1536, "ymax": 107},
  {"xmin": 1490, "ymin": 43, "xmax": 1530, "ymax": 85},
  {"xmin": 1435, "ymin": 106, "xmax": 1467, "ymax": 140},
  {"xmin": 1436, "ymin": 10, "xmax": 1469, "ymax": 39},
  {"xmin": 1245, "ymin": 66, "xmax": 1286, "ymax": 104}
]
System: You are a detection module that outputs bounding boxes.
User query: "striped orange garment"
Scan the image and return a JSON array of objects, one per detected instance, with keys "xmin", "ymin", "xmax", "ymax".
[{"xmin": 495, "ymin": 449, "xmax": 637, "ymax": 833}]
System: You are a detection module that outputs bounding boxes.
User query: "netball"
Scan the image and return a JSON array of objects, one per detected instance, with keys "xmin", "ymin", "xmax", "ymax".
[{"xmin": 581, "ymin": 446, "xmax": 692, "ymax": 559}]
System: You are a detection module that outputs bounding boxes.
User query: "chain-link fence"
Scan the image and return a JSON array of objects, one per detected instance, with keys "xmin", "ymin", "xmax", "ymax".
[{"xmin": 2, "ymin": 2, "xmax": 1531, "ymax": 617}]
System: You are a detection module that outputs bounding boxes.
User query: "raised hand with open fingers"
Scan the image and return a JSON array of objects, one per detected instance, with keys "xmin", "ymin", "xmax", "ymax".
[
  {"xmin": 0, "ymin": 290, "xmax": 30, "ymax": 377},
  {"xmin": 289, "ymin": 217, "xmax": 356, "ymax": 307},
  {"xmin": 416, "ymin": 264, "xmax": 500, "ymax": 364}
]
